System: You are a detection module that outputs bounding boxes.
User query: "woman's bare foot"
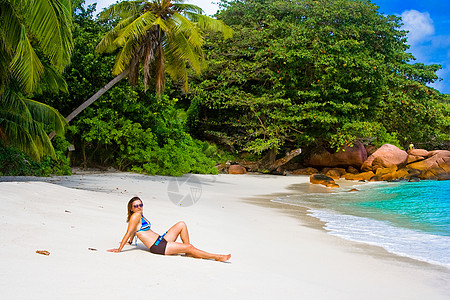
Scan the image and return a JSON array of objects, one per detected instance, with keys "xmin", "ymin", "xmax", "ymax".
[{"xmin": 215, "ymin": 254, "xmax": 231, "ymax": 262}]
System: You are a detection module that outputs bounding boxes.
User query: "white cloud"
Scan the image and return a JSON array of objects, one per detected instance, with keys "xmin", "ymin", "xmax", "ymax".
[
  {"xmin": 401, "ymin": 10, "xmax": 434, "ymax": 45},
  {"xmin": 429, "ymin": 65, "xmax": 449, "ymax": 93}
]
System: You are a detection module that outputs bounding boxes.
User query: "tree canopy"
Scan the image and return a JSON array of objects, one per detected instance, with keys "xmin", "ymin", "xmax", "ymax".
[
  {"xmin": 187, "ymin": 0, "xmax": 449, "ymax": 154},
  {"xmin": 96, "ymin": 0, "xmax": 232, "ymax": 98}
]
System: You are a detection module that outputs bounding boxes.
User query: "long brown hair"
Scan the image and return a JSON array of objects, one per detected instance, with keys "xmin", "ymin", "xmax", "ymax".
[{"xmin": 127, "ymin": 196, "xmax": 142, "ymax": 222}]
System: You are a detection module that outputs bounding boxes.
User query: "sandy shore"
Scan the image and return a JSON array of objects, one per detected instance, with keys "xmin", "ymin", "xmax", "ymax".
[{"xmin": 1, "ymin": 173, "xmax": 449, "ymax": 299}]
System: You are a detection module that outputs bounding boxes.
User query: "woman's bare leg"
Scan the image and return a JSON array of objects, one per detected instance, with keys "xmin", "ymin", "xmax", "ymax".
[
  {"xmin": 164, "ymin": 221, "xmax": 190, "ymax": 244},
  {"xmin": 165, "ymin": 242, "xmax": 231, "ymax": 262}
]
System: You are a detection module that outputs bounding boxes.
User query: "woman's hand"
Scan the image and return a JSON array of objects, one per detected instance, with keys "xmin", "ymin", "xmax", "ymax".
[{"xmin": 107, "ymin": 248, "xmax": 121, "ymax": 253}]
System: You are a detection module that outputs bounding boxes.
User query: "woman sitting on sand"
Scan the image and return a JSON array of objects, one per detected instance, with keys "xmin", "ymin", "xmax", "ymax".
[{"xmin": 108, "ymin": 196, "xmax": 231, "ymax": 262}]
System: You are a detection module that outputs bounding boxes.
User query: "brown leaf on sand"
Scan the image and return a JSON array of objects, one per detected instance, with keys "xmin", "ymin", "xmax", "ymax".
[
  {"xmin": 88, "ymin": 248, "xmax": 97, "ymax": 251},
  {"xmin": 36, "ymin": 250, "xmax": 50, "ymax": 256},
  {"xmin": 65, "ymin": 210, "xmax": 71, "ymax": 213}
]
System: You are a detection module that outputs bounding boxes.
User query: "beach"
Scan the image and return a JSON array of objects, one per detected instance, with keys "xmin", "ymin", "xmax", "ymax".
[{"xmin": 0, "ymin": 173, "xmax": 449, "ymax": 299}]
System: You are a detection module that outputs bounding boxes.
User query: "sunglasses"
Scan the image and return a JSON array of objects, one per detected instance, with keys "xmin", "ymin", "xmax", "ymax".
[{"xmin": 133, "ymin": 203, "xmax": 143, "ymax": 208}]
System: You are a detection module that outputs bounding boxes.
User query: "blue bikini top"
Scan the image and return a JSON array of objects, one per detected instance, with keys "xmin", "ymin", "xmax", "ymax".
[{"xmin": 137, "ymin": 216, "xmax": 151, "ymax": 232}]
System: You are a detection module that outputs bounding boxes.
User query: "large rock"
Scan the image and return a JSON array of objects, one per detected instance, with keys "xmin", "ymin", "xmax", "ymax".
[
  {"xmin": 427, "ymin": 150, "xmax": 450, "ymax": 158},
  {"xmin": 407, "ymin": 155, "xmax": 426, "ymax": 164},
  {"xmin": 407, "ymin": 151, "xmax": 450, "ymax": 180},
  {"xmin": 228, "ymin": 164, "xmax": 247, "ymax": 174},
  {"xmin": 344, "ymin": 171, "xmax": 375, "ymax": 181},
  {"xmin": 408, "ymin": 149, "xmax": 429, "ymax": 157},
  {"xmin": 324, "ymin": 168, "xmax": 347, "ymax": 179},
  {"xmin": 361, "ymin": 144, "xmax": 408, "ymax": 172},
  {"xmin": 306, "ymin": 141, "xmax": 367, "ymax": 168},
  {"xmin": 310, "ymin": 174, "xmax": 339, "ymax": 187},
  {"xmin": 290, "ymin": 167, "xmax": 319, "ymax": 175},
  {"xmin": 346, "ymin": 166, "xmax": 359, "ymax": 174}
]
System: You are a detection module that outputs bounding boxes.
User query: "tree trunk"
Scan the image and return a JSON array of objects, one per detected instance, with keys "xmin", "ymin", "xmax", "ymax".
[
  {"xmin": 66, "ymin": 69, "xmax": 129, "ymax": 123},
  {"xmin": 266, "ymin": 148, "xmax": 302, "ymax": 172},
  {"xmin": 49, "ymin": 69, "xmax": 129, "ymax": 139},
  {"xmin": 239, "ymin": 148, "xmax": 302, "ymax": 173}
]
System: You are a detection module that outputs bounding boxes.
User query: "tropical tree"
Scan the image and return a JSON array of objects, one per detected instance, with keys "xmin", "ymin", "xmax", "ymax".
[
  {"xmin": 64, "ymin": 0, "xmax": 232, "ymax": 123},
  {"xmin": 0, "ymin": 0, "xmax": 73, "ymax": 159},
  {"xmin": 187, "ymin": 0, "xmax": 447, "ymax": 154}
]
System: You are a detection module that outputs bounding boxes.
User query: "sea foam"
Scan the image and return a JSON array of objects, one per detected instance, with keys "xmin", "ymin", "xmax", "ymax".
[{"xmin": 309, "ymin": 208, "xmax": 450, "ymax": 268}]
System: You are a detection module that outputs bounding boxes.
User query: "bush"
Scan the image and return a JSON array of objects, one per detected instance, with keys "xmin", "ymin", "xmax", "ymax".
[
  {"xmin": 0, "ymin": 147, "xmax": 43, "ymax": 176},
  {"xmin": 0, "ymin": 140, "xmax": 72, "ymax": 176}
]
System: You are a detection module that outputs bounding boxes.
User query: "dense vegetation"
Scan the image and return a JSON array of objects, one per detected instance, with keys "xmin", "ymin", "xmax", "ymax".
[
  {"xmin": 0, "ymin": 0, "xmax": 72, "ymax": 163},
  {"xmin": 31, "ymin": 2, "xmax": 223, "ymax": 176},
  {"xmin": 187, "ymin": 0, "xmax": 449, "ymax": 157},
  {"xmin": 1, "ymin": 0, "xmax": 449, "ymax": 176}
]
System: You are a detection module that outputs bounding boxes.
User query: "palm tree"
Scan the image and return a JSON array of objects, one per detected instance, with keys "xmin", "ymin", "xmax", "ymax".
[
  {"xmin": 0, "ymin": 0, "xmax": 73, "ymax": 160},
  {"xmin": 0, "ymin": 84, "xmax": 67, "ymax": 160},
  {"xmin": 0, "ymin": 0, "xmax": 73, "ymax": 94},
  {"xmin": 64, "ymin": 0, "xmax": 232, "ymax": 123}
]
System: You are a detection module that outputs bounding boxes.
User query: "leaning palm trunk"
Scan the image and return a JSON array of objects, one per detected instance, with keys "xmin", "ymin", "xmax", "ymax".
[
  {"xmin": 65, "ymin": 69, "xmax": 129, "ymax": 123},
  {"xmin": 49, "ymin": 1, "xmax": 232, "ymax": 139},
  {"xmin": 49, "ymin": 69, "xmax": 129, "ymax": 139}
]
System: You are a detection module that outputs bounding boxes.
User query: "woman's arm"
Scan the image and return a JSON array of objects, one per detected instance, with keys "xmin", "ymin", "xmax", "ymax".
[
  {"xmin": 108, "ymin": 213, "xmax": 140, "ymax": 252},
  {"xmin": 127, "ymin": 232, "xmax": 135, "ymax": 245}
]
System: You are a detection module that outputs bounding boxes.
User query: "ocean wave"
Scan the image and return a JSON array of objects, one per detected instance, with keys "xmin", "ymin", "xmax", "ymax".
[{"xmin": 308, "ymin": 208, "xmax": 450, "ymax": 269}]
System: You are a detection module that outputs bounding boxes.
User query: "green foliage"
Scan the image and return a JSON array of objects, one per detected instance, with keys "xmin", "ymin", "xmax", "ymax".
[
  {"xmin": 69, "ymin": 93, "xmax": 219, "ymax": 176},
  {"xmin": 329, "ymin": 121, "xmax": 400, "ymax": 150},
  {"xmin": 0, "ymin": 0, "xmax": 73, "ymax": 161},
  {"xmin": 32, "ymin": 3, "xmax": 220, "ymax": 176},
  {"xmin": 187, "ymin": 0, "xmax": 449, "ymax": 154},
  {"xmin": 0, "ymin": 86, "xmax": 67, "ymax": 161},
  {"xmin": 0, "ymin": 146, "xmax": 43, "ymax": 176},
  {"xmin": 0, "ymin": 144, "xmax": 71, "ymax": 176},
  {"xmin": 95, "ymin": 0, "xmax": 232, "ymax": 98},
  {"xmin": 0, "ymin": 0, "xmax": 73, "ymax": 95},
  {"xmin": 132, "ymin": 138, "xmax": 219, "ymax": 176}
]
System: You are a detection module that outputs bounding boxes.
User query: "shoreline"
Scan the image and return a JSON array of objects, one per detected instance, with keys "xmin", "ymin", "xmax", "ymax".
[
  {"xmin": 1, "ymin": 173, "xmax": 449, "ymax": 299},
  {"xmin": 247, "ymin": 184, "xmax": 450, "ymax": 273}
]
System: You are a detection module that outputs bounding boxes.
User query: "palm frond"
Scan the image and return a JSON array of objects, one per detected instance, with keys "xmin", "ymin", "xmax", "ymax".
[
  {"xmin": 0, "ymin": 115, "xmax": 42, "ymax": 160},
  {"xmin": 172, "ymin": 3, "xmax": 203, "ymax": 15},
  {"xmin": 153, "ymin": 16, "xmax": 170, "ymax": 33},
  {"xmin": 0, "ymin": 87, "xmax": 33, "ymax": 123},
  {"xmin": 23, "ymin": 99, "xmax": 67, "ymax": 136},
  {"xmin": 166, "ymin": 26, "xmax": 203, "ymax": 74},
  {"xmin": 33, "ymin": 64, "xmax": 69, "ymax": 94},
  {"xmin": 98, "ymin": 0, "xmax": 145, "ymax": 21},
  {"xmin": 115, "ymin": 12, "xmax": 158, "ymax": 47},
  {"xmin": 197, "ymin": 15, "xmax": 233, "ymax": 39},
  {"xmin": 10, "ymin": 25, "xmax": 45, "ymax": 94},
  {"xmin": 112, "ymin": 35, "xmax": 142, "ymax": 75},
  {"xmin": 96, "ymin": 16, "xmax": 137, "ymax": 53},
  {"xmin": 165, "ymin": 48, "xmax": 188, "ymax": 90},
  {"xmin": 0, "ymin": 88, "xmax": 62, "ymax": 160},
  {"xmin": 25, "ymin": 0, "xmax": 73, "ymax": 72},
  {"xmin": 1, "ymin": 1, "xmax": 21, "ymax": 54},
  {"xmin": 172, "ymin": 12, "xmax": 204, "ymax": 48}
]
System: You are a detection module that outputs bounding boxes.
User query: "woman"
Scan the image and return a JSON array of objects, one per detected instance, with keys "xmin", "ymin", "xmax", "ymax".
[{"xmin": 108, "ymin": 196, "xmax": 231, "ymax": 262}]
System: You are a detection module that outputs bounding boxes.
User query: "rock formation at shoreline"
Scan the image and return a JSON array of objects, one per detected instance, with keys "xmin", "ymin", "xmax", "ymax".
[
  {"xmin": 218, "ymin": 143, "xmax": 449, "ymax": 183},
  {"xmin": 304, "ymin": 144, "xmax": 450, "ymax": 185},
  {"xmin": 305, "ymin": 141, "xmax": 367, "ymax": 169}
]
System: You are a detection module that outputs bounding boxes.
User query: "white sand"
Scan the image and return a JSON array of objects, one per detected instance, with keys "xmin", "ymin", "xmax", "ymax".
[{"xmin": 0, "ymin": 173, "xmax": 449, "ymax": 299}]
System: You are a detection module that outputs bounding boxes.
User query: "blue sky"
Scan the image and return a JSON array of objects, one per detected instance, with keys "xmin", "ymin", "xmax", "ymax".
[
  {"xmin": 86, "ymin": 0, "xmax": 450, "ymax": 94},
  {"xmin": 374, "ymin": 0, "xmax": 450, "ymax": 94}
]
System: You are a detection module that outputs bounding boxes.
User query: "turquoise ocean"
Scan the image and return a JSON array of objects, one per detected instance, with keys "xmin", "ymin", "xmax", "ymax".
[{"xmin": 273, "ymin": 180, "xmax": 450, "ymax": 268}]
